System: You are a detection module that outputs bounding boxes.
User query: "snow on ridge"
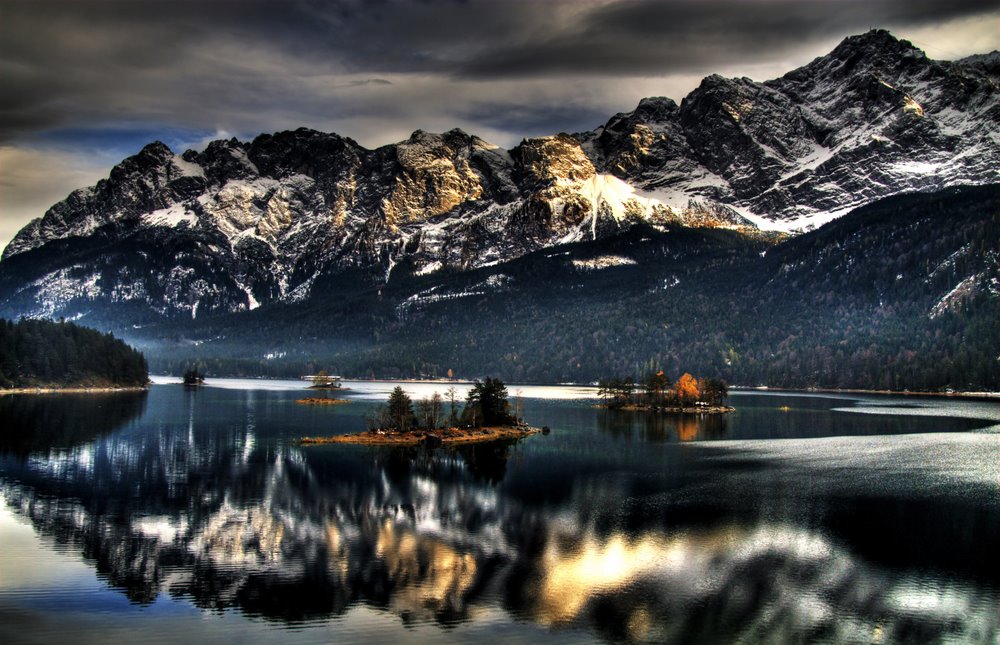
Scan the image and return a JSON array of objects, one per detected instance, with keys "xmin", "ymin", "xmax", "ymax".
[
  {"xmin": 930, "ymin": 274, "xmax": 981, "ymax": 319},
  {"xmin": 890, "ymin": 160, "xmax": 943, "ymax": 175},
  {"xmin": 171, "ymin": 155, "xmax": 205, "ymax": 178},
  {"xmin": 734, "ymin": 204, "xmax": 855, "ymax": 234},
  {"xmin": 571, "ymin": 255, "xmax": 638, "ymax": 271},
  {"xmin": 396, "ymin": 274, "xmax": 511, "ymax": 314},
  {"xmin": 29, "ymin": 267, "xmax": 102, "ymax": 318},
  {"xmin": 143, "ymin": 203, "xmax": 197, "ymax": 228},
  {"xmin": 415, "ymin": 261, "xmax": 443, "ymax": 276}
]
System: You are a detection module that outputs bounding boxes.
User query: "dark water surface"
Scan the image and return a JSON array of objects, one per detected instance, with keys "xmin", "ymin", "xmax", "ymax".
[{"xmin": 1, "ymin": 381, "xmax": 997, "ymax": 644}]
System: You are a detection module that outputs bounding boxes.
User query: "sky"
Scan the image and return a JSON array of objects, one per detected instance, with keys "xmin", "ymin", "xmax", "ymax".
[{"xmin": 1, "ymin": 0, "xmax": 998, "ymax": 251}]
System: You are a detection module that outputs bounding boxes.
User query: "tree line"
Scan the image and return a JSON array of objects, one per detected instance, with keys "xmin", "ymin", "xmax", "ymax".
[
  {"xmin": 0, "ymin": 318, "xmax": 148, "ymax": 388},
  {"xmin": 597, "ymin": 371, "xmax": 729, "ymax": 409},
  {"xmin": 126, "ymin": 185, "xmax": 1000, "ymax": 391},
  {"xmin": 367, "ymin": 378, "xmax": 518, "ymax": 432}
]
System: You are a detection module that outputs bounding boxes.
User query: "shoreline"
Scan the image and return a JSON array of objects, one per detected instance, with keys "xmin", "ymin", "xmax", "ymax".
[
  {"xmin": 148, "ymin": 375, "xmax": 999, "ymax": 399},
  {"xmin": 296, "ymin": 397, "xmax": 350, "ymax": 405},
  {"xmin": 301, "ymin": 425, "xmax": 541, "ymax": 446},
  {"xmin": 0, "ymin": 385, "xmax": 150, "ymax": 396},
  {"xmin": 730, "ymin": 386, "xmax": 1000, "ymax": 401},
  {"xmin": 599, "ymin": 404, "xmax": 735, "ymax": 414}
]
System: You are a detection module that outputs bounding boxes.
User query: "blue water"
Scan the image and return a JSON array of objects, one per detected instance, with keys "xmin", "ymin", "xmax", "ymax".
[{"xmin": 0, "ymin": 380, "xmax": 997, "ymax": 644}]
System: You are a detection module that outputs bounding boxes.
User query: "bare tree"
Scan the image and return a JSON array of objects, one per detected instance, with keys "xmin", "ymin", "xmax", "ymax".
[
  {"xmin": 445, "ymin": 386, "xmax": 459, "ymax": 427},
  {"xmin": 430, "ymin": 392, "xmax": 444, "ymax": 429},
  {"xmin": 416, "ymin": 397, "xmax": 434, "ymax": 430}
]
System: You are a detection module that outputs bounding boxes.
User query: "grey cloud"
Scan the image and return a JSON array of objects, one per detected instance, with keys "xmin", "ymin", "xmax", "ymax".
[
  {"xmin": 333, "ymin": 79, "xmax": 394, "ymax": 88},
  {"xmin": 459, "ymin": 0, "xmax": 1000, "ymax": 78},
  {"xmin": 1, "ymin": 0, "xmax": 997, "ymax": 144}
]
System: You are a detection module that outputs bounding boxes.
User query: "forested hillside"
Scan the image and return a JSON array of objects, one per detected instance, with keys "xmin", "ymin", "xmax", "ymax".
[
  {"xmin": 0, "ymin": 318, "xmax": 148, "ymax": 388},
  {"xmin": 145, "ymin": 185, "xmax": 1000, "ymax": 391}
]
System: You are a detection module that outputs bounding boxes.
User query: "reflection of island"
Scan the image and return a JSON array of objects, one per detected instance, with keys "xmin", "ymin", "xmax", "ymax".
[
  {"xmin": 1, "ymin": 410, "xmax": 997, "ymax": 643},
  {"xmin": 597, "ymin": 408, "xmax": 730, "ymax": 443}
]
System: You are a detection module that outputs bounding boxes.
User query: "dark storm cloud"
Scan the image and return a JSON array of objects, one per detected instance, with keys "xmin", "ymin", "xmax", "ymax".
[
  {"xmin": 453, "ymin": 101, "xmax": 616, "ymax": 141},
  {"xmin": 459, "ymin": 0, "xmax": 1000, "ymax": 77},
  {"xmin": 1, "ymin": 0, "xmax": 997, "ymax": 144}
]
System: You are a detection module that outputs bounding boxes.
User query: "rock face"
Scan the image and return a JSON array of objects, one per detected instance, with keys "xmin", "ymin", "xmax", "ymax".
[
  {"xmin": 580, "ymin": 30, "xmax": 999, "ymax": 229},
  {"xmin": 1, "ymin": 30, "xmax": 997, "ymax": 323}
]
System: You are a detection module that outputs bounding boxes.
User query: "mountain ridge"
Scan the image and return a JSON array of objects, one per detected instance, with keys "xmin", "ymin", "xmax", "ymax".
[{"xmin": 0, "ymin": 30, "xmax": 998, "ymax": 371}]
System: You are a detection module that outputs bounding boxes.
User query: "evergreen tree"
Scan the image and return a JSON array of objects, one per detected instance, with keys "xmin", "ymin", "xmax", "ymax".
[
  {"xmin": 386, "ymin": 386, "xmax": 415, "ymax": 432},
  {"xmin": 463, "ymin": 378, "xmax": 514, "ymax": 427}
]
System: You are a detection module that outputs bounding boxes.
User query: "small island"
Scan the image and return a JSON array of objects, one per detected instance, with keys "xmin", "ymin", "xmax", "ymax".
[
  {"xmin": 301, "ymin": 425, "xmax": 539, "ymax": 446},
  {"xmin": 182, "ymin": 367, "xmax": 205, "ymax": 386},
  {"xmin": 301, "ymin": 378, "xmax": 541, "ymax": 446},
  {"xmin": 296, "ymin": 397, "xmax": 350, "ymax": 406},
  {"xmin": 305, "ymin": 370, "xmax": 345, "ymax": 390},
  {"xmin": 597, "ymin": 371, "xmax": 733, "ymax": 413},
  {"xmin": 296, "ymin": 370, "xmax": 350, "ymax": 404}
]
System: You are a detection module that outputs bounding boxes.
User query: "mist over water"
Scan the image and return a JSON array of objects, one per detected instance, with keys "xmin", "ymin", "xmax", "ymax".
[{"xmin": 1, "ymin": 383, "xmax": 997, "ymax": 644}]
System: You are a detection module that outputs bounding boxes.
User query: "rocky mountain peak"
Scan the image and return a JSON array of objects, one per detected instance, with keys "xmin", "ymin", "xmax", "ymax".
[
  {"xmin": 779, "ymin": 29, "xmax": 930, "ymax": 91},
  {"xmin": 1, "ymin": 32, "xmax": 996, "ymax": 323},
  {"xmin": 515, "ymin": 134, "xmax": 595, "ymax": 186},
  {"xmin": 831, "ymin": 29, "xmax": 922, "ymax": 58},
  {"xmin": 632, "ymin": 96, "xmax": 679, "ymax": 120}
]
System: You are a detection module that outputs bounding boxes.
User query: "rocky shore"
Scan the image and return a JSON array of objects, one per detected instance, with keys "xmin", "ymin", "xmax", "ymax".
[{"xmin": 300, "ymin": 425, "xmax": 541, "ymax": 446}]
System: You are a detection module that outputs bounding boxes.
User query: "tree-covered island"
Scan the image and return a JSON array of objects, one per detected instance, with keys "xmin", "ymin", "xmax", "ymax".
[
  {"xmin": 301, "ymin": 377, "xmax": 541, "ymax": 446},
  {"xmin": 598, "ymin": 371, "xmax": 732, "ymax": 413}
]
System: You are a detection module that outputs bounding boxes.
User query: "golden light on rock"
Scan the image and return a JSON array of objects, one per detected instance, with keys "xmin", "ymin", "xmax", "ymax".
[
  {"xmin": 375, "ymin": 520, "xmax": 478, "ymax": 619},
  {"xmin": 536, "ymin": 532, "xmax": 674, "ymax": 625}
]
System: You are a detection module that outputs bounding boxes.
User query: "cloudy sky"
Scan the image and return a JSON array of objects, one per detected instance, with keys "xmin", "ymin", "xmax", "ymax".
[{"xmin": 1, "ymin": 0, "xmax": 998, "ymax": 250}]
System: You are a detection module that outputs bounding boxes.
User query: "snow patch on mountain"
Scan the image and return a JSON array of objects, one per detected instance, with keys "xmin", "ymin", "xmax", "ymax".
[
  {"xmin": 171, "ymin": 155, "xmax": 205, "ymax": 178},
  {"xmin": 397, "ymin": 274, "xmax": 511, "ymax": 315},
  {"xmin": 571, "ymin": 255, "xmax": 638, "ymax": 271},
  {"xmin": 28, "ymin": 267, "xmax": 102, "ymax": 318},
  {"xmin": 930, "ymin": 274, "xmax": 981, "ymax": 319},
  {"xmin": 143, "ymin": 203, "xmax": 198, "ymax": 228}
]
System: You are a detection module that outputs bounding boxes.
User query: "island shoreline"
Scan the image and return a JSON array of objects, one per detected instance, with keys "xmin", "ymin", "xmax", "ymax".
[
  {"xmin": 597, "ymin": 404, "xmax": 735, "ymax": 414},
  {"xmin": 300, "ymin": 425, "xmax": 541, "ymax": 446}
]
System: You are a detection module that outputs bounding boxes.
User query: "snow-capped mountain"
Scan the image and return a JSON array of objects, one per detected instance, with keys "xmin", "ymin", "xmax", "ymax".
[
  {"xmin": 1, "ymin": 30, "xmax": 997, "ymax": 323},
  {"xmin": 580, "ymin": 30, "xmax": 999, "ymax": 230}
]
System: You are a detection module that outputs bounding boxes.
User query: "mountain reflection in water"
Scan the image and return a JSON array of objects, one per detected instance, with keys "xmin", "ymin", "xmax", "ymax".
[{"xmin": 0, "ymin": 385, "xmax": 997, "ymax": 643}]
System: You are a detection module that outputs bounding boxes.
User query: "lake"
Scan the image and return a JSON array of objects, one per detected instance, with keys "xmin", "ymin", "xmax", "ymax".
[{"xmin": 0, "ymin": 380, "xmax": 997, "ymax": 644}]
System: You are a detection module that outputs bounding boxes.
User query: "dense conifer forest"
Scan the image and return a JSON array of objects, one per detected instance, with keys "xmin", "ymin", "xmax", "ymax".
[{"xmin": 0, "ymin": 318, "xmax": 148, "ymax": 388}]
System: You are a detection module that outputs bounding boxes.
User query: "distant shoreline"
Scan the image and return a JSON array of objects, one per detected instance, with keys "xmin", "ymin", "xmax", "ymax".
[
  {"xmin": 146, "ymin": 374, "xmax": 1000, "ymax": 400},
  {"xmin": 730, "ymin": 386, "xmax": 1000, "ymax": 401},
  {"xmin": 0, "ymin": 385, "xmax": 150, "ymax": 396}
]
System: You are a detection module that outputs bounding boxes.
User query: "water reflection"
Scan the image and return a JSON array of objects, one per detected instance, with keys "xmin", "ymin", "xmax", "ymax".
[
  {"xmin": 0, "ymin": 391, "xmax": 147, "ymax": 456},
  {"xmin": 0, "ymin": 387, "xmax": 997, "ymax": 643},
  {"xmin": 597, "ymin": 409, "xmax": 730, "ymax": 442}
]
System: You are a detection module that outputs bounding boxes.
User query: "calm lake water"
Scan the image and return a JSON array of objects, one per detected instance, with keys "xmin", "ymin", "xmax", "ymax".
[{"xmin": 0, "ymin": 380, "xmax": 997, "ymax": 644}]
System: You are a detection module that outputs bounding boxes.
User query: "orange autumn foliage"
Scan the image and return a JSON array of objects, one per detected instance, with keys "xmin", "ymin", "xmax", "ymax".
[{"xmin": 674, "ymin": 373, "xmax": 699, "ymax": 404}]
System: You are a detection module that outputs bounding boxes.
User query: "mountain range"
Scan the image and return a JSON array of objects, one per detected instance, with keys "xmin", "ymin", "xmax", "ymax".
[{"xmin": 1, "ymin": 30, "xmax": 998, "ymax": 389}]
